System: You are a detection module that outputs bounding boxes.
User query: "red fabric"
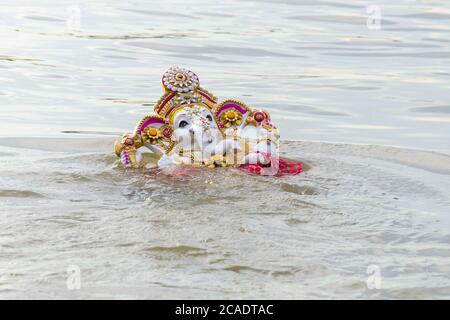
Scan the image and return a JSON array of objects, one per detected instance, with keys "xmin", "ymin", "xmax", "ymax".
[{"xmin": 240, "ymin": 153, "xmax": 303, "ymax": 177}]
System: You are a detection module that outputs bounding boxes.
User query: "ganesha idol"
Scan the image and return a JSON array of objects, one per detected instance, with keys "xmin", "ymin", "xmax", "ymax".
[{"xmin": 114, "ymin": 67, "xmax": 303, "ymax": 176}]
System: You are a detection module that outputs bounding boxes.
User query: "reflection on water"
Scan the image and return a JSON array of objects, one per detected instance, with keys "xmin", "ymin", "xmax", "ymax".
[
  {"xmin": 411, "ymin": 105, "xmax": 450, "ymax": 114},
  {"xmin": 1, "ymin": 0, "xmax": 450, "ymax": 299},
  {"xmin": 0, "ymin": 0, "xmax": 449, "ymax": 152},
  {"xmin": 0, "ymin": 138, "xmax": 449, "ymax": 299}
]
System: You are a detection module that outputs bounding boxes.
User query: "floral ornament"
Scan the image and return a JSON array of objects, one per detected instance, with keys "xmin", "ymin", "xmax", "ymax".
[
  {"xmin": 220, "ymin": 109, "xmax": 242, "ymax": 128},
  {"xmin": 245, "ymin": 110, "xmax": 271, "ymax": 127},
  {"xmin": 162, "ymin": 66, "xmax": 199, "ymax": 93},
  {"xmin": 115, "ymin": 132, "xmax": 143, "ymax": 157},
  {"xmin": 142, "ymin": 126, "xmax": 163, "ymax": 144},
  {"xmin": 121, "ymin": 134, "xmax": 135, "ymax": 146},
  {"xmin": 253, "ymin": 111, "xmax": 266, "ymax": 124}
]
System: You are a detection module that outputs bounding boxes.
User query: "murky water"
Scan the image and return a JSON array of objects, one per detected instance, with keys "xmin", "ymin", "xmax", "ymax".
[{"xmin": 1, "ymin": 0, "xmax": 450, "ymax": 299}]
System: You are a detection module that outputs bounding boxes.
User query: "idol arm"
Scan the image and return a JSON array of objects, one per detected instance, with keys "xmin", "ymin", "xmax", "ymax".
[
  {"xmin": 114, "ymin": 132, "xmax": 165, "ymax": 168},
  {"xmin": 243, "ymin": 119, "xmax": 280, "ymax": 166},
  {"xmin": 243, "ymin": 140, "xmax": 278, "ymax": 165}
]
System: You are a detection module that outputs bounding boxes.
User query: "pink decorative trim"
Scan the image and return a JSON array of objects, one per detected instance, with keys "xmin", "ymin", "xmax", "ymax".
[
  {"xmin": 139, "ymin": 117, "xmax": 165, "ymax": 133},
  {"xmin": 156, "ymin": 92, "xmax": 176, "ymax": 113},
  {"xmin": 199, "ymin": 91, "xmax": 215, "ymax": 104},
  {"xmin": 165, "ymin": 106, "xmax": 175, "ymax": 118},
  {"xmin": 216, "ymin": 103, "xmax": 248, "ymax": 116}
]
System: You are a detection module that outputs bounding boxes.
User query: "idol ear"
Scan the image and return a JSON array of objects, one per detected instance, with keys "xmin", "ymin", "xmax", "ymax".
[
  {"xmin": 134, "ymin": 115, "xmax": 174, "ymax": 153},
  {"xmin": 215, "ymin": 99, "xmax": 252, "ymax": 130}
]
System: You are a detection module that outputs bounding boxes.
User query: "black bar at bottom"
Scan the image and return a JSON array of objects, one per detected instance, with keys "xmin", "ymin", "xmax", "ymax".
[{"xmin": 0, "ymin": 300, "xmax": 445, "ymax": 318}]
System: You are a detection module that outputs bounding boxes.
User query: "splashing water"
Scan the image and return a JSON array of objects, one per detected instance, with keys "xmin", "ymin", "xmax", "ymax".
[{"xmin": 0, "ymin": 138, "xmax": 449, "ymax": 299}]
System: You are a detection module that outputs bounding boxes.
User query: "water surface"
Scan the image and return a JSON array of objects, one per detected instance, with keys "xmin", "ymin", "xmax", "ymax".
[{"xmin": 0, "ymin": 138, "xmax": 449, "ymax": 299}]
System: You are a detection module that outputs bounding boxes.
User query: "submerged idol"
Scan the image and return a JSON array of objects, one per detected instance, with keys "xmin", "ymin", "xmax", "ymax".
[{"xmin": 114, "ymin": 67, "xmax": 302, "ymax": 176}]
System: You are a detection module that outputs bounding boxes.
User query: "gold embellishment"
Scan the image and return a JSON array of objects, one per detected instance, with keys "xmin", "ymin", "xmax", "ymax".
[
  {"xmin": 114, "ymin": 133, "xmax": 143, "ymax": 156},
  {"xmin": 203, "ymin": 155, "xmax": 227, "ymax": 168},
  {"xmin": 165, "ymin": 141, "xmax": 176, "ymax": 154},
  {"xmin": 123, "ymin": 145, "xmax": 138, "ymax": 168},
  {"xmin": 114, "ymin": 140, "xmax": 124, "ymax": 157},
  {"xmin": 159, "ymin": 124, "xmax": 173, "ymax": 141},
  {"xmin": 142, "ymin": 127, "xmax": 163, "ymax": 144},
  {"xmin": 257, "ymin": 137, "xmax": 274, "ymax": 145},
  {"xmin": 216, "ymin": 99, "xmax": 252, "ymax": 132},
  {"xmin": 153, "ymin": 91, "xmax": 175, "ymax": 115},
  {"xmin": 168, "ymin": 106, "xmax": 185, "ymax": 124},
  {"xmin": 221, "ymin": 109, "xmax": 243, "ymax": 128},
  {"xmin": 162, "ymin": 67, "xmax": 199, "ymax": 93},
  {"xmin": 262, "ymin": 122, "xmax": 276, "ymax": 132},
  {"xmin": 246, "ymin": 116, "xmax": 258, "ymax": 127},
  {"xmin": 133, "ymin": 115, "xmax": 167, "ymax": 136},
  {"xmin": 217, "ymin": 99, "xmax": 251, "ymax": 113},
  {"xmin": 197, "ymin": 86, "xmax": 218, "ymax": 103}
]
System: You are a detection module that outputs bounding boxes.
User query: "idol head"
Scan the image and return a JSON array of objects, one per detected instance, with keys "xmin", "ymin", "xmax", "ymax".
[{"xmin": 171, "ymin": 104, "xmax": 223, "ymax": 157}]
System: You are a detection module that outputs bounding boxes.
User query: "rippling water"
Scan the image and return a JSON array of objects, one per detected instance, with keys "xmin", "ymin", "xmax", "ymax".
[{"xmin": 1, "ymin": 0, "xmax": 450, "ymax": 299}]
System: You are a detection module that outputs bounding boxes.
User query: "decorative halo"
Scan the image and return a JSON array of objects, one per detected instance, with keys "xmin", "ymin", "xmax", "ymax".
[
  {"xmin": 162, "ymin": 66, "xmax": 199, "ymax": 93},
  {"xmin": 215, "ymin": 99, "xmax": 251, "ymax": 130}
]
